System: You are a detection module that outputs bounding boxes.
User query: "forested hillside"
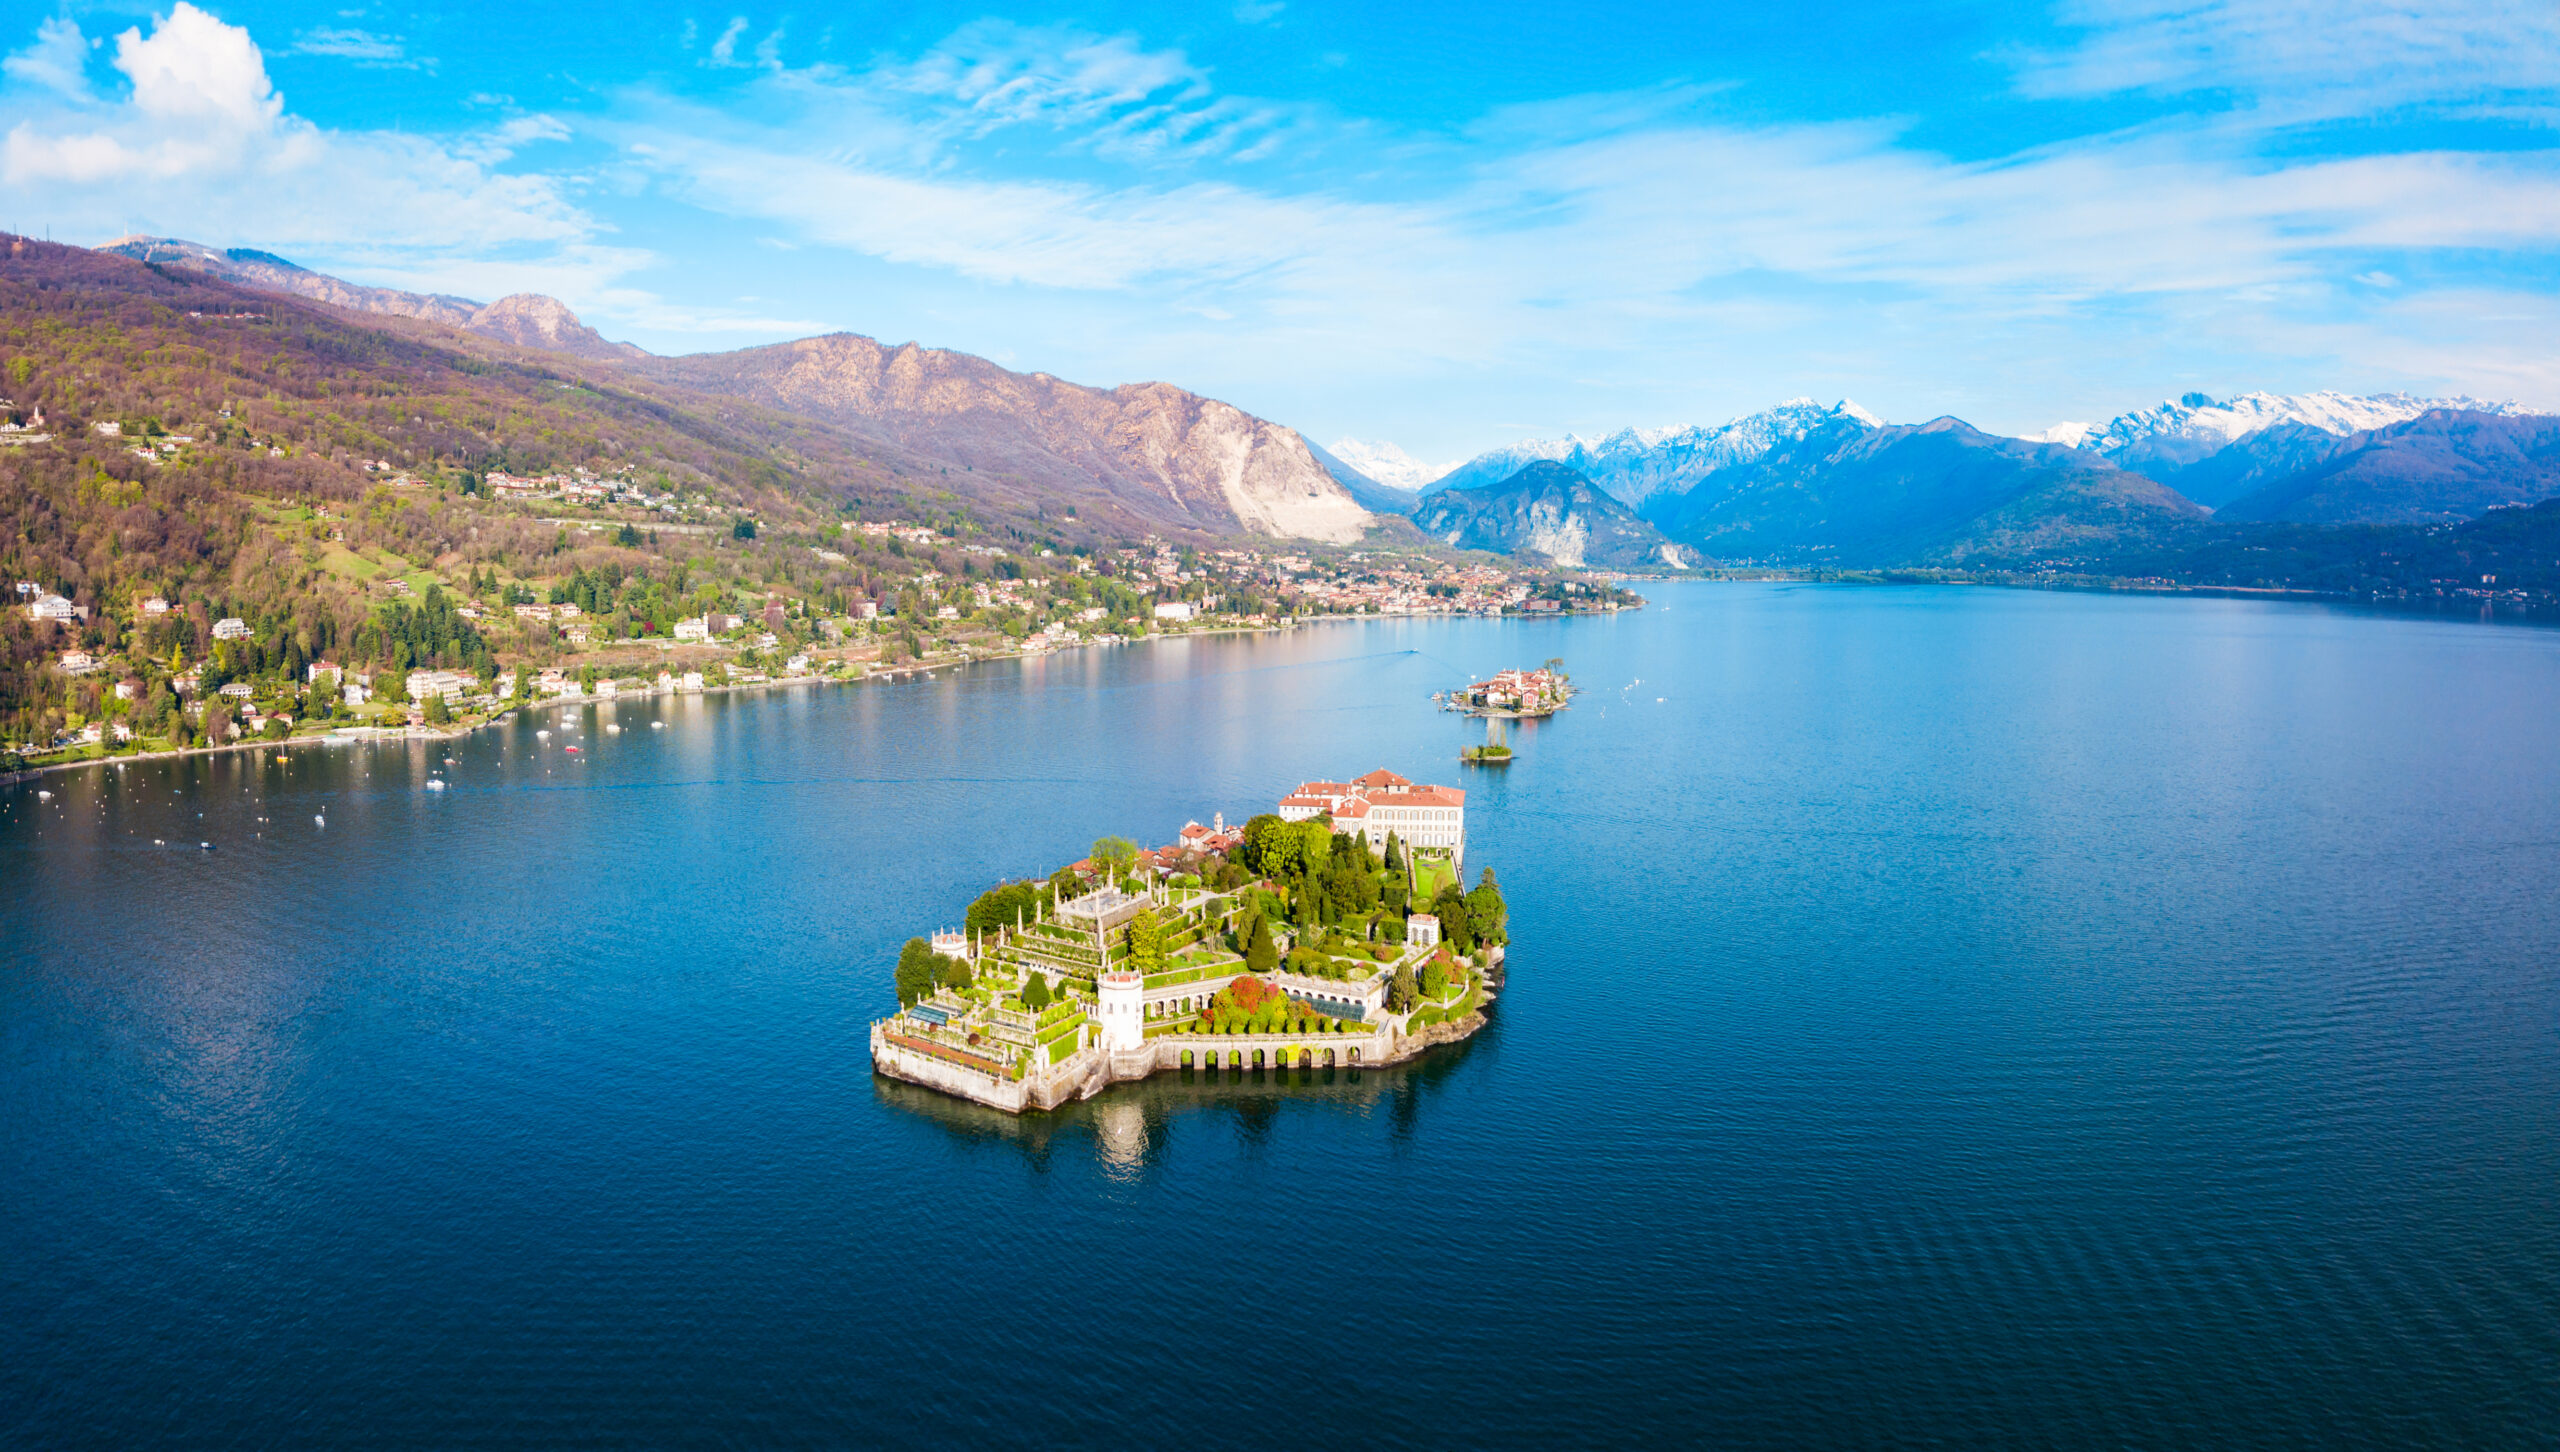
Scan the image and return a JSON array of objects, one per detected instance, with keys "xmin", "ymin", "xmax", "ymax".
[{"xmin": 0, "ymin": 237, "xmax": 1087, "ymax": 745}]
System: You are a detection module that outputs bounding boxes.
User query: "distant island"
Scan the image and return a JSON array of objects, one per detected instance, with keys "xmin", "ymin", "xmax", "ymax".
[{"xmin": 871, "ymin": 769, "xmax": 1505, "ymax": 1113}]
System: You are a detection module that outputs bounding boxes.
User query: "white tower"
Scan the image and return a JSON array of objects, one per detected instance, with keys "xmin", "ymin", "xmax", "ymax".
[
  {"xmin": 1098, "ymin": 969, "xmax": 1146, "ymax": 1053},
  {"xmin": 1407, "ymin": 913, "xmax": 1442, "ymax": 950}
]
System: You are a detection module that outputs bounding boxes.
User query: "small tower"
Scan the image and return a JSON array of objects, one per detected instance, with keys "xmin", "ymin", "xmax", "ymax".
[
  {"xmin": 1098, "ymin": 970, "xmax": 1146, "ymax": 1053},
  {"xmin": 1407, "ymin": 913, "xmax": 1441, "ymax": 950}
]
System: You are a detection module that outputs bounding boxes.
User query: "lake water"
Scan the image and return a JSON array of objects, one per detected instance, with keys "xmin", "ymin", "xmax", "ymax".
[{"xmin": 6, "ymin": 582, "xmax": 2558, "ymax": 1447}]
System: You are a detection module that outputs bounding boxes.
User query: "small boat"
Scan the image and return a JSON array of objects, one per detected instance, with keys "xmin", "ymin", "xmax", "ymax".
[
  {"xmin": 650, "ymin": 721, "xmax": 664, "ymax": 730},
  {"xmin": 36, "ymin": 790, "xmax": 51, "ymax": 801},
  {"xmin": 199, "ymin": 842, "xmax": 214, "ymax": 851},
  {"xmin": 564, "ymin": 745, "xmax": 581, "ymax": 754},
  {"xmin": 426, "ymin": 779, "xmax": 448, "ymax": 791},
  {"xmin": 314, "ymin": 816, "xmax": 325, "ymax": 828},
  {"xmin": 605, "ymin": 724, "xmax": 621, "ymax": 734},
  {"xmin": 536, "ymin": 729, "xmax": 551, "ymax": 739}
]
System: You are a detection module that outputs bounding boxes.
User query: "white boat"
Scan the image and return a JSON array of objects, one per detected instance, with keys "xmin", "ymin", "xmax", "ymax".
[{"xmin": 426, "ymin": 779, "xmax": 448, "ymax": 791}]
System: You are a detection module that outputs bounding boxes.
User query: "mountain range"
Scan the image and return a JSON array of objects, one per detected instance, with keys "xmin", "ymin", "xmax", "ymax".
[
  {"xmin": 1419, "ymin": 399, "xmax": 1883, "ymax": 507},
  {"xmin": 78, "ymin": 233, "xmax": 2560, "ymax": 569},
  {"xmin": 644, "ymin": 335, "xmax": 1373, "ymax": 543},
  {"xmin": 93, "ymin": 237, "xmax": 1374, "ymax": 544},
  {"xmin": 1411, "ymin": 461, "xmax": 1692, "ymax": 569},
  {"xmin": 102, "ymin": 236, "xmax": 652, "ymax": 364},
  {"xmin": 1387, "ymin": 387, "xmax": 2560, "ymax": 570}
]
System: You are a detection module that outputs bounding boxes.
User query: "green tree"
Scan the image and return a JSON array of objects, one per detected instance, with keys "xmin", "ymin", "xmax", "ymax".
[
  {"xmin": 1466, "ymin": 868, "xmax": 1509, "ymax": 947},
  {"xmin": 1420, "ymin": 957, "xmax": 1450, "ymax": 998},
  {"xmin": 1389, "ymin": 965, "xmax": 1419, "ymax": 1014},
  {"xmin": 422, "ymin": 693, "xmax": 451, "ymax": 726},
  {"xmin": 1091, "ymin": 835, "xmax": 1139, "ymax": 881},
  {"xmin": 894, "ymin": 938, "xmax": 938, "ymax": 1006},
  {"xmin": 1237, "ymin": 813, "xmax": 1288, "ymax": 876},
  {"xmin": 966, "ymin": 882, "xmax": 1041, "ymax": 937},
  {"xmin": 1048, "ymin": 865, "xmax": 1085, "ymax": 902},
  {"xmin": 1022, "ymin": 972, "xmax": 1054, "ymax": 1010},
  {"xmin": 1432, "ymin": 884, "xmax": 1477, "ymax": 954},
  {"xmin": 1124, "ymin": 909, "xmax": 1165, "ymax": 976},
  {"xmin": 1242, "ymin": 913, "xmax": 1279, "ymax": 974},
  {"xmin": 1383, "ymin": 831, "xmax": 1404, "ymax": 871}
]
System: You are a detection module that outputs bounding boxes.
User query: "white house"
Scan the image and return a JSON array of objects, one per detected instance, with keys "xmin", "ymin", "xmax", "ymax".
[
  {"xmin": 213, "ymin": 617, "xmax": 249, "ymax": 640},
  {"xmin": 672, "ymin": 617, "xmax": 710, "ymax": 641},
  {"xmin": 405, "ymin": 669, "xmax": 469, "ymax": 703},
  {"xmin": 28, "ymin": 593, "xmax": 79, "ymax": 622},
  {"xmin": 1277, "ymin": 767, "xmax": 1467, "ymax": 865},
  {"xmin": 60, "ymin": 650, "xmax": 98, "ymax": 675},
  {"xmin": 1153, "ymin": 601, "xmax": 1196, "ymax": 621}
]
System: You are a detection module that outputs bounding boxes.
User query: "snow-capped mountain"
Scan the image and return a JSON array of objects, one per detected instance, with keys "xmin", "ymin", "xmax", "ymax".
[
  {"xmin": 1427, "ymin": 398, "xmax": 1883, "ymax": 506},
  {"xmin": 2053, "ymin": 391, "xmax": 2551, "ymax": 473},
  {"xmin": 1324, "ymin": 438, "xmax": 1458, "ymax": 494}
]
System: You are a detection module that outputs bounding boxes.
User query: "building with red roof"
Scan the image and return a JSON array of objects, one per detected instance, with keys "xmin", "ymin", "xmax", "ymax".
[{"xmin": 1276, "ymin": 768, "xmax": 1467, "ymax": 865}]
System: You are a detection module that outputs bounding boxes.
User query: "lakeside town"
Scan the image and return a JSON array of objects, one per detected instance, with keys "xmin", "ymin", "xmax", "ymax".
[
  {"xmin": 6, "ymin": 501, "xmax": 1644, "ymax": 773},
  {"xmin": 872, "ymin": 768, "xmax": 1506, "ymax": 1113}
]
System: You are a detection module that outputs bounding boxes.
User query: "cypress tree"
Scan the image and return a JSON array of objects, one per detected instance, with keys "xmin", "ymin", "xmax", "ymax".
[{"xmin": 1245, "ymin": 913, "xmax": 1278, "ymax": 975}]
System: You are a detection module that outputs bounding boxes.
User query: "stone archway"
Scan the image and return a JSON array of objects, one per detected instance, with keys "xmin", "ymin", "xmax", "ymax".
[
  {"xmin": 1324, "ymin": 1048, "xmax": 1337, "ymax": 1067},
  {"xmin": 1181, "ymin": 1050, "xmax": 1194, "ymax": 1068}
]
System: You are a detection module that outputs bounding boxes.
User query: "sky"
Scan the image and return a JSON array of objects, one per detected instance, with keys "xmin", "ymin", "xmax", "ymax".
[{"xmin": 2, "ymin": 0, "xmax": 2557, "ymax": 462}]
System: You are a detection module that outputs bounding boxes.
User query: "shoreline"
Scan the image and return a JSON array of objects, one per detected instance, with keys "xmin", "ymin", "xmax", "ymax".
[{"xmin": 0, "ymin": 606, "xmax": 1548, "ymax": 788}]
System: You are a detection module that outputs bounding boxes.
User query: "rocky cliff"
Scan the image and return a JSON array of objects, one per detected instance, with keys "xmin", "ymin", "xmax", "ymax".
[{"xmin": 647, "ymin": 334, "xmax": 1374, "ymax": 543}]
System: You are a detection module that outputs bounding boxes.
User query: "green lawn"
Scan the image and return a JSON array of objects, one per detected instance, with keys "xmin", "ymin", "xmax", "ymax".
[{"xmin": 1412, "ymin": 855, "xmax": 1459, "ymax": 903}]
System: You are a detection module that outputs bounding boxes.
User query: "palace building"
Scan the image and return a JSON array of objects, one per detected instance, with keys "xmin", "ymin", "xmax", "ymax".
[{"xmin": 1277, "ymin": 767, "xmax": 1467, "ymax": 865}]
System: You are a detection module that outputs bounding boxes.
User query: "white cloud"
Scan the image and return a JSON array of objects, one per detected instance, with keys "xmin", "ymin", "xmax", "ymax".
[
  {"xmin": 593, "ymin": 22, "xmax": 2560, "ymax": 436},
  {"xmin": 2, "ymin": 16, "xmax": 91, "ymax": 100},
  {"xmin": 116, "ymin": 2, "xmax": 283, "ymax": 129},
  {"xmin": 5, "ymin": 5, "xmax": 283, "ymax": 183},
  {"xmin": 859, "ymin": 21, "xmax": 1313, "ymax": 163},
  {"xmin": 0, "ymin": 6, "xmax": 598, "ymax": 261},
  {"xmin": 705, "ymin": 17, "xmax": 749, "ymax": 68},
  {"xmin": 2014, "ymin": 0, "xmax": 2560, "ymax": 119},
  {"xmin": 289, "ymin": 27, "xmax": 430, "ymax": 71}
]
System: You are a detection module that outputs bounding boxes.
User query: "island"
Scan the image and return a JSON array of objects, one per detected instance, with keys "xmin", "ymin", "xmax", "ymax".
[
  {"xmin": 870, "ymin": 768, "xmax": 1506, "ymax": 1113},
  {"xmin": 1446, "ymin": 660, "xmax": 1573, "ymax": 718}
]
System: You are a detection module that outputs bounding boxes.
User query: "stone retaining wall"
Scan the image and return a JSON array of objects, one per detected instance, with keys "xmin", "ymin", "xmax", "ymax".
[{"xmin": 873, "ymin": 992, "xmax": 1495, "ymax": 1116}]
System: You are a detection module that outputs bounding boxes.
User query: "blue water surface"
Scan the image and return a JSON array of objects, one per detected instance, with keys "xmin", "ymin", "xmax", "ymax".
[{"xmin": 5, "ymin": 582, "xmax": 2557, "ymax": 1447}]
